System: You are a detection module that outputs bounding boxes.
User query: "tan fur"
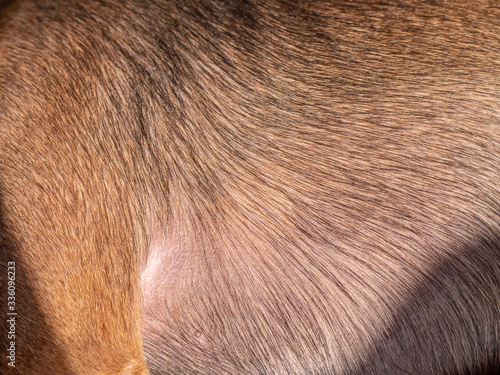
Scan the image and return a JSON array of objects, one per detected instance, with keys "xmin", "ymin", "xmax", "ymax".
[{"xmin": 1, "ymin": 1, "xmax": 499, "ymax": 374}]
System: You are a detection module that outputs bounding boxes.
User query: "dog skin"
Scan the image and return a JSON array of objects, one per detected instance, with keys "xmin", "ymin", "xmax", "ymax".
[{"xmin": 0, "ymin": 0, "xmax": 499, "ymax": 374}]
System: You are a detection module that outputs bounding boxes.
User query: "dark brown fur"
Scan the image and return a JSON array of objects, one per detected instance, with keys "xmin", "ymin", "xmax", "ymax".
[{"xmin": 1, "ymin": 1, "xmax": 499, "ymax": 374}]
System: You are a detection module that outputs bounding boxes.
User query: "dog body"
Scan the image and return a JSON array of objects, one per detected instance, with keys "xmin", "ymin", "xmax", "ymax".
[{"xmin": 1, "ymin": 1, "xmax": 499, "ymax": 374}]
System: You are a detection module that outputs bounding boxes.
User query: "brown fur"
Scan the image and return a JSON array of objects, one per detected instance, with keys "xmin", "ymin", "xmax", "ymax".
[{"xmin": 1, "ymin": 0, "xmax": 499, "ymax": 374}]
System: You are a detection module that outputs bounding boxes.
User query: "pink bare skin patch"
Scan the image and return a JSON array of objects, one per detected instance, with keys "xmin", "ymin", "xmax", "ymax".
[{"xmin": 141, "ymin": 209, "xmax": 212, "ymax": 353}]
